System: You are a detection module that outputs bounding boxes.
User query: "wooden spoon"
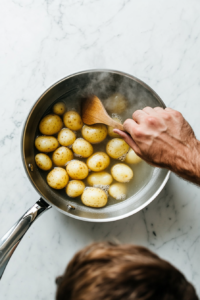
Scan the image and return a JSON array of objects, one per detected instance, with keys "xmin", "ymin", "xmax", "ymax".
[{"xmin": 81, "ymin": 95, "xmax": 124, "ymax": 131}]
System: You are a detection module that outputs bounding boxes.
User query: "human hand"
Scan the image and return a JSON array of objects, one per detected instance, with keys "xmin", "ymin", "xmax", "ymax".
[{"xmin": 114, "ymin": 107, "xmax": 199, "ymax": 181}]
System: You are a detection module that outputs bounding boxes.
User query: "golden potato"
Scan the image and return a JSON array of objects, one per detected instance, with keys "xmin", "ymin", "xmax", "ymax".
[
  {"xmin": 125, "ymin": 149, "xmax": 142, "ymax": 164},
  {"xmin": 81, "ymin": 187, "xmax": 108, "ymax": 208},
  {"xmin": 35, "ymin": 153, "xmax": 52, "ymax": 171},
  {"xmin": 87, "ymin": 171, "xmax": 113, "ymax": 186},
  {"xmin": 52, "ymin": 102, "xmax": 66, "ymax": 115},
  {"xmin": 47, "ymin": 167, "xmax": 69, "ymax": 189},
  {"xmin": 35, "ymin": 136, "xmax": 59, "ymax": 153},
  {"xmin": 111, "ymin": 163, "xmax": 133, "ymax": 182},
  {"xmin": 82, "ymin": 124, "xmax": 107, "ymax": 144},
  {"xmin": 109, "ymin": 183, "xmax": 127, "ymax": 200},
  {"xmin": 106, "ymin": 138, "xmax": 129, "ymax": 160},
  {"xmin": 108, "ymin": 115, "xmax": 122, "ymax": 138},
  {"xmin": 72, "ymin": 138, "xmax": 93, "ymax": 158},
  {"xmin": 63, "ymin": 111, "xmax": 83, "ymax": 131},
  {"xmin": 66, "ymin": 160, "xmax": 88, "ymax": 180},
  {"xmin": 57, "ymin": 128, "xmax": 76, "ymax": 147},
  {"xmin": 104, "ymin": 93, "xmax": 128, "ymax": 114},
  {"xmin": 39, "ymin": 114, "xmax": 63, "ymax": 135},
  {"xmin": 52, "ymin": 146, "xmax": 73, "ymax": 167},
  {"xmin": 86, "ymin": 152, "xmax": 110, "ymax": 172},
  {"xmin": 66, "ymin": 180, "xmax": 85, "ymax": 198}
]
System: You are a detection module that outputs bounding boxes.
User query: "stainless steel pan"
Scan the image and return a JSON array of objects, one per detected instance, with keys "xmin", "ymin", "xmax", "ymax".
[{"xmin": 0, "ymin": 70, "xmax": 170, "ymax": 279}]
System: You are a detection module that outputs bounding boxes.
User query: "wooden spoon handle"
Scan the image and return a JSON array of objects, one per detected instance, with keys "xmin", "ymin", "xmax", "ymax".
[{"xmin": 109, "ymin": 119, "xmax": 124, "ymax": 131}]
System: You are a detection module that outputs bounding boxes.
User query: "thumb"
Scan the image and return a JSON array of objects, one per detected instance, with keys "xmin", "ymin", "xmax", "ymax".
[{"xmin": 113, "ymin": 129, "xmax": 142, "ymax": 157}]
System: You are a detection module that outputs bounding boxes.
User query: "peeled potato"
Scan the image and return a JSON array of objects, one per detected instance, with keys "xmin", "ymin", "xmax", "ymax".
[
  {"xmin": 87, "ymin": 152, "xmax": 110, "ymax": 172},
  {"xmin": 106, "ymin": 138, "xmax": 129, "ymax": 160},
  {"xmin": 111, "ymin": 163, "xmax": 133, "ymax": 182},
  {"xmin": 39, "ymin": 114, "xmax": 63, "ymax": 135},
  {"xmin": 52, "ymin": 146, "xmax": 73, "ymax": 167},
  {"xmin": 81, "ymin": 187, "xmax": 108, "ymax": 208},
  {"xmin": 109, "ymin": 183, "xmax": 127, "ymax": 200},
  {"xmin": 63, "ymin": 111, "xmax": 83, "ymax": 131},
  {"xmin": 52, "ymin": 102, "xmax": 66, "ymax": 115},
  {"xmin": 82, "ymin": 124, "xmax": 107, "ymax": 144},
  {"xmin": 66, "ymin": 180, "xmax": 85, "ymax": 198},
  {"xmin": 104, "ymin": 93, "xmax": 128, "ymax": 114},
  {"xmin": 72, "ymin": 138, "xmax": 93, "ymax": 158},
  {"xmin": 108, "ymin": 116, "xmax": 122, "ymax": 138},
  {"xmin": 35, "ymin": 153, "xmax": 52, "ymax": 171},
  {"xmin": 66, "ymin": 160, "xmax": 88, "ymax": 180},
  {"xmin": 57, "ymin": 128, "xmax": 76, "ymax": 147},
  {"xmin": 35, "ymin": 136, "xmax": 59, "ymax": 153},
  {"xmin": 47, "ymin": 168, "xmax": 69, "ymax": 189},
  {"xmin": 87, "ymin": 171, "xmax": 113, "ymax": 186},
  {"xmin": 125, "ymin": 149, "xmax": 142, "ymax": 164}
]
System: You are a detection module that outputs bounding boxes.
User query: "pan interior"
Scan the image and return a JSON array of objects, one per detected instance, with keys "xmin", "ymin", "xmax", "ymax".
[{"xmin": 22, "ymin": 70, "xmax": 169, "ymax": 221}]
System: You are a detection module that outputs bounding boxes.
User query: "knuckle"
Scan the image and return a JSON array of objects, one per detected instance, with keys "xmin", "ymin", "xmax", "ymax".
[
  {"xmin": 163, "ymin": 113, "xmax": 171, "ymax": 121},
  {"xmin": 134, "ymin": 128, "xmax": 143, "ymax": 138},
  {"xmin": 173, "ymin": 110, "xmax": 182, "ymax": 118},
  {"xmin": 146, "ymin": 117, "xmax": 157, "ymax": 126},
  {"xmin": 132, "ymin": 110, "xmax": 142, "ymax": 119}
]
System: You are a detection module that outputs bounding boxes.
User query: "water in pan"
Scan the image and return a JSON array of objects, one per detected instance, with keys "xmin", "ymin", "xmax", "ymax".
[{"xmin": 35, "ymin": 72, "xmax": 160, "ymax": 208}]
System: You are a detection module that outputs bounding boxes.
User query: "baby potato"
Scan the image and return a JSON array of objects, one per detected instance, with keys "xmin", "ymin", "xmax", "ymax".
[
  {"xmin": 125, "ymin": 149, "xmax": 142, "ymax": 164},
  {"xmin": 87, "ymin": 171, "xmax": 113, "ymax": 186},
  {"xmin": 57, "ymin": 128, "xmax": 76, "ymax": 147},
  {"xmin": 108, "ymin": 116, "xmax": 122, "ymax": 138},
  {"xmin": 66, "ymin": 160, "xmax": 88, "ymax": 180},
  {"xmin": 47, "ymin": 167, "xmax": 69, "ymax": 189},
  {"xmin": 39, "ymin": 114, "xmax": 63, "ymax": 135},
  {"xmin": 35, "ymin": 136, "xmax": 59, "ymax": 153},
  {"xmin": 63, "ymin": 111, "xmax": 83, "ymax": 131},
  {"xmin": 87, "ymin": 152, "xmax": 110, "ymax": 172},
  {"xmin": 81, "ymin": 187, "xmax": 108, "ymax": 208},
  {"xmin": 72, "ymin": 138, "xmax": 93, "ymax": 158},
  {"xmin": 66, "ymin": 180, "xmax": 85, "ymax": 198},
  {"xmin": 82, "ymin": 124, "xmax": 107, "ymax": 144},
  {"xmin": 109, "ymin": 183, "xmax": 127, "ymax": 200},
  {"xmin": 52, "ymin": 146, "xmax": 73, "ymax": 167},
  {"xmin": 111, "ymin": 163, "xmax": 133, "ymax": 183},
  {"xmin": 52, "ymin": 102, "xmax": 66, "ymax": 115},
  {"xmin": 106, "ymin": 138, "xmax": 129, "ymax": 160},
  {"xmin": 104, "ymin": 93, "xmax": 128, "ymax": 114},
  {"xmin": 35, "ymin": 153, "xmax": 52, "ymax": 171}
]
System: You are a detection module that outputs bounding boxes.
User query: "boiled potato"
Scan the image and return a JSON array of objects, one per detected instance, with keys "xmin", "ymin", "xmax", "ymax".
[
  {"xmin": 57, "ymin": 128, "xmax": 76, "ymax": 147},
  {"xmin": 52, "ymin": 102, "xmax": 66, "ymax": 115},
  {"xmin": 35, "ymin": 153, "xmax": 52, "ymax": 171},
  {"xmin": 39, "ymin": 114, "xmax": 63, "ymax": 135},
  {"xmin": 35, "ymin": 136, "xmax": 59, "ymax": 153},
  {"xmin": 66, "ymin": 180, "xmax": 85, "ymax": 198},
  {"xmin": 109, "ymin": 183, "xmax": 127, "ymax": 200},
  {"xmin": 108, "ymin": 116, "xmax": 122, "ymax": 138},
  {"xmin": 104, "ymin": 93, "xmax": 128, "ymax": 114},
  {"xmin": 125, "ymin": 149, "xmax": 142, "ymax": 164},
  {"xmin": 82, "ymin": 124, "xmax": 107, "ymax": 144},
  {"xmin": 111, "ymin": 163, "xmax": 133, "ymax": 182},
  {"xmin": 52, "ymin": 146, "xmax": 73, "ymax": 167},
  {"xmin": 106, "ymin": 138, "xmax": 129, "ymax": 160},
  {"xmin": 81, "ymin": 187, "xmax": 108, "ymax": 208},
  {"xmin": 72, "ymin": 138, "xmax": 93, "ymax": 158},
  {"xmin": 87, "ymin": 171, "xmax": 113, "ymax": 186},
  {"xmin": 87, "ymin": 152, "xmax": 110, "ymax": 172},
  {"xmin": 47, "ymin": 167, "xmax": 69, "ymax": 189},
  {"xmin": 63, "ymin": 111, "xmax": 83, "ymax": 131},
  {"xmin": 66, "ymin": 160, "xmax": 88, "ymax": 180}
]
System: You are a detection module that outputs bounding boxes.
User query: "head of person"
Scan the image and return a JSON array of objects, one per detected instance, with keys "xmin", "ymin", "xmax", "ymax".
[{"xmin": 56, "ymin": 242, "xmax": 198, "ymax": 300}]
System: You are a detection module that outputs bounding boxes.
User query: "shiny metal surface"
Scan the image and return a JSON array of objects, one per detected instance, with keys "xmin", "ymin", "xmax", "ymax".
[
  {"xmin": 0, "ymin": 199, "xmax": 51, "ymax": 279},
  {"xmin": 22, "ymin": 69, "xmax": 170, "ymax": 222}
]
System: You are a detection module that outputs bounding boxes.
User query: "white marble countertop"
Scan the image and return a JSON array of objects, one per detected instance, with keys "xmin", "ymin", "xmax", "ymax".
[{"xmin": 1, "ymin": 0, "xmax": 200, "ymax": 299}]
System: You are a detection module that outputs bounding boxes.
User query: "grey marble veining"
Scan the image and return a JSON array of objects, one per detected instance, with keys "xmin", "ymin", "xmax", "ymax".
[{"xmin": 1, "ymin": 0, "xmax": 200, "ymax": 299}]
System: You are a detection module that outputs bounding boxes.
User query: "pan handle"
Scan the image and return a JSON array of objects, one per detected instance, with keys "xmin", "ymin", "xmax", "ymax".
[{"xmin": 0, "ymin": 198, "xmax": 51, "ymax": 279}]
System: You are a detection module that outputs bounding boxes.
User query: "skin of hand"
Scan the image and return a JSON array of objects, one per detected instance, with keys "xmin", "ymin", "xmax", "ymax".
[{"xmin": 114, "ymin": 107, "xmax": 200, "ymax": 184}]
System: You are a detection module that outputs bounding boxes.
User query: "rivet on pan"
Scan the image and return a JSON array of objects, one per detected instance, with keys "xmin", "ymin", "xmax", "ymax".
[
  {"xmin": 67, "ymin": 205, "xmax": 75, "ymax": 210},
  {"xmin": 28, "ymin": 164, "xmax": 34, "ymax": 171}
]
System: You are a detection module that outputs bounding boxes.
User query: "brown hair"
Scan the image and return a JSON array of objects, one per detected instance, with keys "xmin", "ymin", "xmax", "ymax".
[{"xmin": 56, "ymin": 242, "xmax": 198, "ymax": 300}]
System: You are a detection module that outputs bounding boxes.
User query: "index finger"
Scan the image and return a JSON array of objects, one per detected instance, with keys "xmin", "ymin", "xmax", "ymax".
[{"xmin": 123, "ymin": 118, "xmax": 139, "ymax": 137}]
